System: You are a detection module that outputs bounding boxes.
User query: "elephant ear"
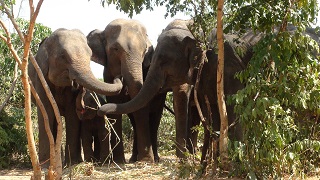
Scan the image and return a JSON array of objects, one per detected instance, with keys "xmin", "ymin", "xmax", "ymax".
[
  {"xmin": 183, "ymin": 36, "xmax": 203, "ymax": 84},
  {"xmin": 87, "ymin": 29, "xmax": 107, "ymax": 66},
  {"xmin": 76, "ymin": 86, "xmax": 86, "ymax": 109},
  {"xmin": 142, "ymin": 44, "xmax": 154, "ymax": 70},
  {"xmin": 34, "ymin": 37, "xmax": 50, "ymax": 78}
]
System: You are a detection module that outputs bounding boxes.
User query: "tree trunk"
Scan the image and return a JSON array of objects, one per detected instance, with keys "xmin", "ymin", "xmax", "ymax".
[
  {"xmin": 217, "ymin": 0, "xmax": 229, "ymax": 169},
  {"xmin": 21, "ymin": 39, "xmax": 42, "ymax": 179},
  {"xmin": 0, "ymin": 0, "xmax": 55, "ymax": 179},
  {"xmin": 22, "ymin": 58, "xmax": 42, "ymax": 180}
]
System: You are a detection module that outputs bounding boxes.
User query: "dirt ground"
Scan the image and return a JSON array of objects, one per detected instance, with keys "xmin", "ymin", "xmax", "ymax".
[
  {"xmin": 0, "ymin": 155, "xmax": 240, "ymax": 180},
  {"xmin": 0, "ymin": 155, "xmax": 319, "ymax": 180},
  {"xmin": 0, "ymin": 156, "xmax": 191, "ymax": 180}
]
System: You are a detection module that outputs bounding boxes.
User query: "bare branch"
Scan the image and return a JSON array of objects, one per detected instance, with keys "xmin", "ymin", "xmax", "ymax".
[
  {"xmin": 0, "ymin": 1, "xmax": 25, "ymax": 42},
  {"xmin": 193, "ymin": 51, "xmax": 207, "ymax": 125},
  {"xmin": 30, "ymin": 0, "xmax": 44, "ymax": 23},
  {"xmin": 29, "ymin": 78, "xmax": 57, "ymax": 178},
  {"xmin": 0, "ymin": 33, "xmax": 8, "ymax": 42},
  {"xmin": 0, "ymin": 62, "xmax": 18, "ymax": 112},
  {"xmin": 0, "ymin": 19, "xmax": 22, "ymax": 67},
  {"xmin": 0, "ymin": 19, "xmax": 11, "ymax": 40},
  {"xmin": 29, "ymin": 53, "xmax": 63, "ymax": 175}
]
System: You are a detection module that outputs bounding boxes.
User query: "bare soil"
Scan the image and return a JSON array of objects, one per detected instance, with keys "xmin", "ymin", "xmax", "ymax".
[
  {"xmin": 0, "ymin": 155, "xmax": 240, "ymax": 180},
  {"xmin": 0, "ymin": 155, "xmax": 319, "ymax": 179}
]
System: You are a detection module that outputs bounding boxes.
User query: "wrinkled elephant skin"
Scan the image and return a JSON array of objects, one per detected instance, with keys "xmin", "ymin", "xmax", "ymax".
[
  {"xmin": 87, "ymin": 19, "xmax": 165, "ymax": 163},
  {"xmin": 29, "ymin": 28, "xmax": 122, "ymax": 168}
]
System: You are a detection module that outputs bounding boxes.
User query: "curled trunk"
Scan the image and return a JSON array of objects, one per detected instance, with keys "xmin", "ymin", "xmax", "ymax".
[
  {"xmin": 98, "ymin": 70, "xmax": 163, "ymax": 116},
  {"xmin": 70, "ymin": 66, "xmax": 122, "ymax": 96}
]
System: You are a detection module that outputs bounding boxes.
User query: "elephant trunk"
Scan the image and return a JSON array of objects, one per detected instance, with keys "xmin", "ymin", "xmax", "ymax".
[
  {"xmin": 122, "ymin": 55, "xmax": 144, "ymax": 98},
  {"xmin": 98, "ymin": 66, "xmax": 163, "ymax": 115},
  {"xmin": 70, "ymin": 64, "xmax": 123, "ymax": 96}
]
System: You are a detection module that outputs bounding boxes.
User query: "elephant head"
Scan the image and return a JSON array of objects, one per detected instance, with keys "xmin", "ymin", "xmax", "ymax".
[
  {"xmin": 35, "ymin": 28, "xmax": 123, "ymax": 95},
  {"xmin": 87, "ymin": 19, "xmax": 154, "ymax": 99},
  {"xmin": 98, "ymin": 19, "xmax": 202, "ymax": 115}
]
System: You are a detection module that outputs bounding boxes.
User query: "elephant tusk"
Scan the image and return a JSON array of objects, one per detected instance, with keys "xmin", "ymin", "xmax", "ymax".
[{"xmin": 71, "ymin": 79, "xmax": 80, "ymax": 90}]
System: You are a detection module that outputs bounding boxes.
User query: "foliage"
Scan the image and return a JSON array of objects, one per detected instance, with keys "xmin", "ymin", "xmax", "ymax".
[
  {"xmin": 220, "ymin": 0, "xmax": 320, "ymax": 178},
  {"xmin": 157, "ymin": 92, "xmax": 176, "ymax": 155},
  {"xmin": 231, "ymin": 26, "xmax": 320, "ymax": 178},
  {"xmin": 122, "ymin": 114, "xmax": 133, "ymax": 153},
  {"xmin": 0, "ymin": 107, "xmax": 30, "ymax": 168},
  {"xmin": 225, "ymin": 0, "xmax": 319, "ymax": 33},
  {"xmin": 0, "ymin": 18, "xmax": 52, "ymax": 168},
  {"xmin": 0, "ymin": 18, "xmax": 52, "ymax": 108}
]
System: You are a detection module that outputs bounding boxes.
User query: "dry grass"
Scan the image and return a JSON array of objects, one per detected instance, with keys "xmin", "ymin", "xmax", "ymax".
[
  {"xmin": 62, "ymin": 155, "xmax": 183, "ymax": 180},
  {"xmin": 1, "ymin": 155, "xmax": 319, "ymax": 180}
]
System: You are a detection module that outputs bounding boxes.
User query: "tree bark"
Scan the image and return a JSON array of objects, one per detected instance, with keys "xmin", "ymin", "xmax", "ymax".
[
  {"xmin": 217, "ymin": 0, "xmax": 229, "ymax": 169},
  {"xmin": 22, "ymin": 52, "xmax": 42, "ymax": 180},
  {"xmin": 0, "ymin": 0, "xmax": 60, "ymax": 179}
]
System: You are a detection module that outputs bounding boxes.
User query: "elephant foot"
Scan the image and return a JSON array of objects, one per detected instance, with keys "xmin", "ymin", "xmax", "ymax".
[
  {"xmin": 130, "ymin": 154, "xmax": 158, "ymax": 163},
  {"xmin": 154, "ymin": 155, "xmax": 160, "ymax": 163},
  {"xmin": 137, "ymin": 154, "xmax": 154, "ymax": 163},
  {"xmin": 129, "ymin": 155, "xmax": 138, "ymax": 163},
  {"xmin": 112, "ymin": 156, "xmax": 127, "ymax": 164}
]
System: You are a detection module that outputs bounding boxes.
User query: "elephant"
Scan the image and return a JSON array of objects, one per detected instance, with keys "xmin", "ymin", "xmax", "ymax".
[
  {"xmin": 87, "ymin": 18, "xmax": 164, "ymax": 163},
  {"xmin": 96, "ymin": 19, "xmax": 258, "ymax": 158},
  {"xmin": 29, "ymin": 28, "xmax": 123, "ymax": 168},
  {"xmin": 75, "ymin": 87, "xmax": 110, "ymax": 164},
  {"xmin": 97, "ymin": 19, "xmax": 202, "ymax": 159}
]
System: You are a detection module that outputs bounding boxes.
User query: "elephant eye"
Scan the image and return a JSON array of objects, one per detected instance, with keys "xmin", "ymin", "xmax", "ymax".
[{"xmin": 109, "ymin": 43, "xmax": 121, "ymax": 52}]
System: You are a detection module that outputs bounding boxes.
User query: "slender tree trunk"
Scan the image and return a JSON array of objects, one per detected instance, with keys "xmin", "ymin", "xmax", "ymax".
[
  {"xmin": 22, "ymin": 55, "xmax": 42, "ymax": 180},
  {"xmin": 0, "ymin": 0, "xmax": 57, "ymax": 179},
  {"xmin": 216, "ymin": 0, "xmax": 229, "ymax": 169}
]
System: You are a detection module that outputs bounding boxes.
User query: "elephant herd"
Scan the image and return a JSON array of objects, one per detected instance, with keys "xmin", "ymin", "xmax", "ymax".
[{"xmin": 29, "ymin": 18, "xmax": 320, "ymax": 168}]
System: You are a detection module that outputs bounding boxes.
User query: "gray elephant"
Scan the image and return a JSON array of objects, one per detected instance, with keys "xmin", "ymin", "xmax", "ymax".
[
  {"xmin": 87, "ymin": 18, "xmax": 164, "ymax": 163},
  {"xmin": 97, "ymin": 19, "xmax": 255, "ymax": 158},
  {"xmin": 29, "ymin": 28, "xmax": 123, "ymax": 167},
  {"xmin": 98, "ymin": 19, "xmax": 202, "ymax": 159},
  {"xmin": 75, "ymin": 87, "xmax": 110, "ymax": 163}
]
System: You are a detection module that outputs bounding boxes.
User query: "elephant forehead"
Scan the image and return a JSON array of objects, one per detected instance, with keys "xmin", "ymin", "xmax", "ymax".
[
  {"xmin": 63, "ymin": 44, "xmax": 92, "ymax": 58},
  {"xmin": 55, "ymin": 30, "xmax": 87, "ymax": 45}
]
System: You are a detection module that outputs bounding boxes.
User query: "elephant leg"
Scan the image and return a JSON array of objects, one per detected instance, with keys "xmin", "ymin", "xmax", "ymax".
[
  {"xmin": 149, "ymin": 92, "xmax": 167, "ymax": 162},
  {"xmin": 81, "ymin": 122, "xmax": 95, "ymax": 162},
  {"xmin": 172, "ymin": 83, "xmax": 191, "ymax": 158},
  {"xmin": 93, "ymin": 134, "xmax": 101, "ymax": 161},
  {"xmin": 64, "ymin": 93, "xmax": 82, "ymax": 166},
  {"xmin": 37, "ymin": 105, "xmax": 56, "ymax": 169},
  {"xmin": 128, "ymin": 113, "xmax": 138, "ymax": 163},
  {"xmin": 106, "ymin": 94, "xmax": 126, "ymax": 163},
  {"xmin": 98, "ymin": 120, "xmax": 110, "ymax": 164},
  {"xmin": 187, "ymin": 89, "xmax": 197, "ymax": 154},
  {"xmin": 107, "ymin": 113, "xmax": 126, "ymax": 163},
  {"xmin": 133, "ymin": 107, "xmax": 154, "ymax": 162},
  {"xmin": 187, "ymin": 103, "xmax": 200, "ymax": 154},
  {"xmin": 227, "ymin": 104, "xmax": 243, "ymax": 141},
  {"xmin": 36, "ymin": 82, "xmax": 57, "ymax": 169},
  {"xmin": 201, "ymin": 127, "xmax": 210, "ymax": 163}
]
